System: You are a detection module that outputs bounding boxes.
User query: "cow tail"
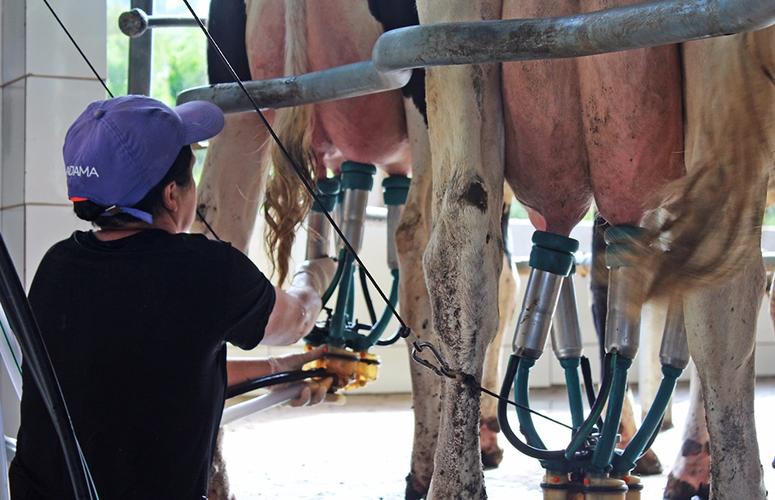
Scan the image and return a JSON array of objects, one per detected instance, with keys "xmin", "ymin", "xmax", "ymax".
[{"xmin": 264, "ymin": 0, "xmax": 315, "ymax": 285}]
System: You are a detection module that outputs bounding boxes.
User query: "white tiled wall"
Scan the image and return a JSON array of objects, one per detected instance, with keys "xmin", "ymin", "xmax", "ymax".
[
  {"xmin": 25, "ymin": 0, "xmax": 106, "ymax": 80},
  {"xmin": 25, "ymin": 77, "xmax": 107, "ymax": 204},
  {"xmin": 1, "ymin": 0, "xmax": 107, "ymax": 437}
]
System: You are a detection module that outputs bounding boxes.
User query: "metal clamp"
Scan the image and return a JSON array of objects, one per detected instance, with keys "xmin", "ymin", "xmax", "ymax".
[{"xmin": 411, "ymin": 341, "xmax": 458, "ymax": 379}]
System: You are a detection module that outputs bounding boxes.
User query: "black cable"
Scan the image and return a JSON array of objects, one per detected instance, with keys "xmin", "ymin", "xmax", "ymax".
[
  {"xmin": 496, "ymin": 355, "xmax": 567, "ymax": 461},
  {"xmin": 481, "ymin": 384, "xmax": 572, "ymax": 431},
  {"xmin": 45, "ymin": 0, "xmax": 224, "ymax": 249},
  {"xmin": 580, "ymin": 355, "xmax": 604, "ymax": 430},
  {"xmin": 196, "ymin": 209, "xmax": 223, "ymax": 242},
  {"xmin": 376, "ymin": 328, "xmax": 402, "ymax": 346},
  {"xmin": 226, "ymin": 368, "xmax": 328, "ymax": 399},
  {"xmin": 180, "ymin": 0, "xmax": 408, "ymax": 332},
  {"xmin": 42, "ymin": 0, "xmax": 113, "ymax": 99},
  {"xmin": 358, "ymin": 266, "xmax": 378, "ymax": 325},
  {"xmin": 0, "ymin": 236, "xmax": 98, "ymax": 499}
]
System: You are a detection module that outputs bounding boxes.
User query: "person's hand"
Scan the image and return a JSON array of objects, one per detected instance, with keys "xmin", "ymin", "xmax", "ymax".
[
  {"xmin": 268, "ymin": 346, "xmax": 341, "ymax": 407},
  {"xmin": 291, "ymin": 257, "xmax": 337, "ymax": 298}
]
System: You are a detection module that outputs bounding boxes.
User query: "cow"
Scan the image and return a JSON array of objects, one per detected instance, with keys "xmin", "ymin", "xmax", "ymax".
[
  {"xmin": 199, "ymin": 0, "xmax": 775, "ymax": 499},
  {"xmin": 661, "ymin": 26, "xmax": 775, "ymax": 499},
  {"xmin": 198, "ymin": 1, "xmax": 517, "ymax": 498},
  {"xmin": 412, "ymin": 0, "xmax": 774, "ymax": 498}
]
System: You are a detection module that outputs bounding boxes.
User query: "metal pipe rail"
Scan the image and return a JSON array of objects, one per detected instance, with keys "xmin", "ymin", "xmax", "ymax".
[
  {"xmin": 177, "ymin": 62, "xmax": 411, "ymax": 112},
  {"xmin": 119, "ymin": 8, "xmax": 206, "ymax": 38},
  {"xmin": 176, "ymin": 0, "xmax": 775, "ymax": 111},
  {"xmin": 373, "ymin": 0, "xmax": 775, "ymax": 71}
]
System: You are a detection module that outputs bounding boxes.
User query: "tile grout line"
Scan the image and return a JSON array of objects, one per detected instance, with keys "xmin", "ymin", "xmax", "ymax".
[{"xmin": 1, "ymin": 73, "xmax": 103, "ymax": 89}]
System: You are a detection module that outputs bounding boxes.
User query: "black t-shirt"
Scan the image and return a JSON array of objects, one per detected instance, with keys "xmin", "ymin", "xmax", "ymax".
[{"xmin": 8, "ymin": 229, "xmax": 275, "ymax": 500}]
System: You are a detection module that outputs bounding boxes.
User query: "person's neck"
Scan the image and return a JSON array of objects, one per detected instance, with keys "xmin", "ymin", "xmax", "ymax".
[{"xmin": 94, "ymin": 217, "xmax": 178, "ymax": 241}]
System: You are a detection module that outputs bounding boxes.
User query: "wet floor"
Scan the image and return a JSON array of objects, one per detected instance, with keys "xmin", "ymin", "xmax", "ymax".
[{"xmin": 221, "ymin": 380, "xmax": 775, "ymax": 499}]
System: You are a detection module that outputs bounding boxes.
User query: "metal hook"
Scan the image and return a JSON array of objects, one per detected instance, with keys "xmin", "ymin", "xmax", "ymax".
[{"xmin": 411, "ymin": 341, "xmax": 458, "ymax": 379}]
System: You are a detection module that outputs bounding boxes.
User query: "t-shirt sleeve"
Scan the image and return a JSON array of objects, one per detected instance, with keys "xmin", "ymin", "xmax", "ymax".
[{"xmin": 221, "ymin": 246, "xmax": 276, "ymax": 350}]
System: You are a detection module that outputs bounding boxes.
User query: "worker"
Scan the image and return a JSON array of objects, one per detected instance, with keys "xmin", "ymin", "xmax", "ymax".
[{"xmin": 8, "ymin": 95, "xmax": 336, "ymax": 499}]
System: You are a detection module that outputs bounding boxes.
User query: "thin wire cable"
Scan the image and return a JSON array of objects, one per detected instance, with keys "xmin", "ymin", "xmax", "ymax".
[
  {"xmin": 196, "ymin": 208, "xmax": 222, "ymax": 241},
  {"xmin": 45, "ymin": 0, "xmax": 224, "ymax": 242},
  {"xmin": 45, "ymin": 0, "xmax": 568, "ymax": 437},
  {"xmin": 42, "ymin": 0, "xmax": 113, "ymax": 99},
  {"xmin": 182, "ymin": 3, "xmax": 573, "ymax": 432},
  {"xmin": 479, "ymin": 385, "xmax": 573, "ymax": 431},
  {"xmin": 180, "ymin": 0, "xmax": 408, "ymax": 330}
]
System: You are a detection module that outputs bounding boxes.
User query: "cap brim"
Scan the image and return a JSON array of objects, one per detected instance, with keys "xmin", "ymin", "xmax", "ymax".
[{"xmin": 174, "ymin": 101, "xmax": 225, "ymax": 145}]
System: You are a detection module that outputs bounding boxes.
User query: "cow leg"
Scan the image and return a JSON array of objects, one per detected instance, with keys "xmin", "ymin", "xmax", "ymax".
[
  {"xmin": 683, "ymin": 259, "xmax": 766, "ymax": 500},
  {"xmin": 395, "ymin": 96, "xmax": 438, "ymax": 500},
  {"xmin": 480, "ymin": 194, "xmax": 519, "ymax": 470},
  {"xmin": 417, "ymin": 3, "xmax": 504, "ymax": 498},
  {"xmin": 665, "ymin": 367, "xmax": 710, "ymax": 500},
  {"xmin": 194, "ymin": 112, "xmax": 270, "ymax": 251}
]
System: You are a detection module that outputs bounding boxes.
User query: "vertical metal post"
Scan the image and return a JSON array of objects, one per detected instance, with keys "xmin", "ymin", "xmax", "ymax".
[{"xmin": 128, "ymin": 0, "xmax": 153, "ymax": 95}]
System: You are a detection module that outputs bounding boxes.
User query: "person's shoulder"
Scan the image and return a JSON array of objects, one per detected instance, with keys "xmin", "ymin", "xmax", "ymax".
[
  {"xmin": 170, "ymin": 232, "xmax": 240, "ymax": 262},
  {"xmin": 42, "ymin": 231, "xmax": 85, "ymax": 258}
]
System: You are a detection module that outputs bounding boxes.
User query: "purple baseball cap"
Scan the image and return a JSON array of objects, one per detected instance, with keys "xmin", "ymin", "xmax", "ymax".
[{"xmin": 64, "ymin": 95, "xmax": 224, "ymax": 223}]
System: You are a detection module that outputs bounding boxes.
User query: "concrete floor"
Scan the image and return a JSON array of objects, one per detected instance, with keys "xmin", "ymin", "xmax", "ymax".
[{"xmin": 221, "ymin": 380, "xmax": 775, "ymax": 499}]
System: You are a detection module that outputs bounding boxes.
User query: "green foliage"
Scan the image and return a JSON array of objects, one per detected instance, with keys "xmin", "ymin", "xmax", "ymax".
[
  {"xmin": 106, "ymin": 0, "xmax": 208, "ymax": 107},
  {"xmin": 106, "ymin": 0, "xmax": 130, "ymax": 95}
]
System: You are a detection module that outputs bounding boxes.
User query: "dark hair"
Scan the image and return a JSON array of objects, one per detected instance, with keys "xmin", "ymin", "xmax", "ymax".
[{"xmin": 73, "ymin": 146, "xmax": 194, "ymax": 228}]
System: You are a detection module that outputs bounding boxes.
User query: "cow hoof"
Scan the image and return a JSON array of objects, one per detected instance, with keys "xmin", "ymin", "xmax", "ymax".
[
  {"xmin": 482, "ymin": 446, "xmax": 504, "ymax": 470},
  {"xmin": 632, "ymin": 448, "xmax": 663, "ymax": 475},
  {"xmin": 663, "ymin": 473, "xmax": 710, "ymax": 500},
  {"xmin": 405, "ymin": 472, "xmax": 428, "ymax": 500},
  {"xmin": 480, "ymin": 417, "xmax": 502, "ymax": 470}
]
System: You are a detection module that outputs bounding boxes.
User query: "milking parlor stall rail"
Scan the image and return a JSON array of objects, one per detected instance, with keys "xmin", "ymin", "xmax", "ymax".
[{"xmin": 122, "ymin": 0, "xmax": 775, "ymax": 498}]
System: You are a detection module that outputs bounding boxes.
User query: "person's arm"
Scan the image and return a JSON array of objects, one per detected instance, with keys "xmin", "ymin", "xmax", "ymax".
[
  {"xmin": 261, "ymin": 258, "xmax": 336, "ymax": 346},
  {"xmin": 226, "ymin": 358, "xmax": 273, "ymax": 387},
  {"xmin": 226, "ymin": 347, "xmax": 333, "ymax": 406}
]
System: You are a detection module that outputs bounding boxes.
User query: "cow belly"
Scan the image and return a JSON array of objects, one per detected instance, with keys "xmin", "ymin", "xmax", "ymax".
[
  {"xmin": 579, "ymin": 0, "xmax": 684, "ymax": 226},
  {"xmin": 307, "ymin": 1, "xmax": 410, "ymax": 171},
  {"xmin": 245, "ymin": 0, "xmax": 410, "ymax": 173},
  {"xmin": 245, "ymin": 0, "xmax": 286, "ymax": 80},
  {"xmin": 502, "ymin": 0, "xmax": 592, "ymax": 236}
]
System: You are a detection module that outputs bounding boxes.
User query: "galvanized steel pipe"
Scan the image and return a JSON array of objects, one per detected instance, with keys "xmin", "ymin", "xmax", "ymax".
[
  {"xmin": 175, "ymin": 1, "xmax": 774, "ymax": 112},
  {"xmin": 176, "ymin": 62, "xmax": 411, "ymax": 113},
  {"xmin": 373, "ymin": 0, "xmax": 775, "ymax": 71}
]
